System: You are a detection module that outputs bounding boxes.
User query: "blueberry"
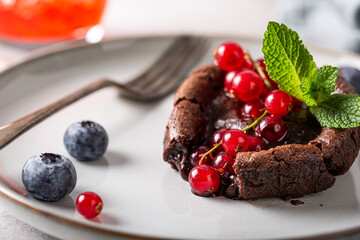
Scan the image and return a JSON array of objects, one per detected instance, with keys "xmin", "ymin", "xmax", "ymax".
[
  {"xmin": 339, "ymin": 67, "xmax": 360, "ymax": 94},
  {"xmin": 64, "ymin": 120, "xmax": 108, "ymax": 161},
  {"xmin": 22, "ymin": 153, "xmax": 77, "ymax": 202}
]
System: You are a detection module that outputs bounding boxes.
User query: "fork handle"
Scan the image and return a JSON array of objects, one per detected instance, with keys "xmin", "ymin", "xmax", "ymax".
[{"xmin": 0, "ymin": 78, "xmax": 116, "ymax": 150}]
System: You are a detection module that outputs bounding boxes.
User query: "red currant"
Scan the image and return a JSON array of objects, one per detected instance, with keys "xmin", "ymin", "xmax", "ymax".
[
  {"xmin": 231, "ymin": 70, "xmax": 263, "ymax": 102},
  {"xmin": 265, "ymin": 90, "xmax": 292, "ymax": 117},
  {"xmin": 189, "ymin": 146, "xmax": 212, "ymax": 166},
  {"xmin": 76, "ymin": 192, "xmax": 103, "ymax": 219},
  {"xmin": 214, "ymin": 42, "xmax": 245, "ymax": 71},
  {"xmin": 212, "ymin": 151, "xmax": 235, "ymax": 177},
  {"xmin": 260, "ymin": 82, "xmax": 270, "ymax": 99},
  {"xmin": 213, "ymin": 58, "xmax": 218, "ymax": 66},
  {"xmin": 210, "ymin": 128, "xmax": 228, "ymax": 155},
  {"xmin": 256, "ymin": 58, "xmax": 267, "ymax": 72},
  {"xmin": 291, "ymin": 96, "xmax": 303, "ymax": 108},
  {"xmin": 188, "ymin": 164, "xmax": 220, "ymax": 197},
  {"xmin": 247, "ymin": 136, "xmax": 267, "ymax": 151},
  {"xmin": 224, "ymin": 70, "xmax": 241, "ymax": 92},
  {"xmin": 255, "ymin": 115, "xmax": 287, "ymax": 142},
  {"xmin": 243, "ymin": 58, "xmax": 254, "ymax": 70},
  {"xmin": 222, "ymin": 129, "xmax": 249, "ymax": 156},
  {"xmin": 239, "ymin": 99, "xmax": 265, "ymax": 119},
  {"xmin": 256, "ymin": 58, "xmax": 278, "ymax": 89}
]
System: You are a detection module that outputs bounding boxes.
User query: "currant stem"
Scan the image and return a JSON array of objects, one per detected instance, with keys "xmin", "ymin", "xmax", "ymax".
[
  {"xmin": 241, "ymin": 110, "xmax": 268, "ymax": 132},
  {"xmin": 213, "ymin": 49, "xmax": 218, "ymax": 57},
  {"xmin": 198, "ymin": 110, "xmax": 268, "ymax": 165},
  {"xmin": 199, "ymin": 142, "xmax": 222, "ymax": 165},
  {"xmin": 95, "ymin": 202, "xmax": 102, "ymax": 213},
  {"xmin": 244, "ymin": 51, "xmax": 272, "ymax": 90}
]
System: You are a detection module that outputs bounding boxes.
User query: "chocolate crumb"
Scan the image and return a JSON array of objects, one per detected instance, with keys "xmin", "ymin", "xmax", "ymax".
[
  {"xmin": 290, "ymin": 200, "xmax": 304, "ymax": 206},
  {"xmin": 282, "ymin": 196, "xmax": 292, "ymax": 201}
]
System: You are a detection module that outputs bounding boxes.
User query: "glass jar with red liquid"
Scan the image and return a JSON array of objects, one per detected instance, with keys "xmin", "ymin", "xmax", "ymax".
[{"xmin": 0, "ymin": 0, "xmax": 107, "ymax": 43}]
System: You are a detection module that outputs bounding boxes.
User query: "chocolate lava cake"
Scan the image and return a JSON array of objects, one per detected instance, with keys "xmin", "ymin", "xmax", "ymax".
[{"xmin": 163, "ymin": 64, "xmax": 360, "ymax": 200}]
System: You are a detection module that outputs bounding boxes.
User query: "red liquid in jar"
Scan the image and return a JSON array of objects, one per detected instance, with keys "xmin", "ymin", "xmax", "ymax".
[{"xmin": 0, "ymin": 0, "xmax": 106, "ymax": 43}]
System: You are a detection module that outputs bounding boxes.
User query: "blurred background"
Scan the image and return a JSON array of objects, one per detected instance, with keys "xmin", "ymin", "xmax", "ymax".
[
  {"xmin": 2, "ymin": 0, "xmax": 360, "ymax": 70},
  {"xmin": 1, "ymin": 0, "xmax": 360, "ymax": 239}
]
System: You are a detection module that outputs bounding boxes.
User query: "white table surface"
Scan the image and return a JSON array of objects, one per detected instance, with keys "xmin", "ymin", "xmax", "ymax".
[{"xmin": 0, "ymin": 0, "xmax": 359, "ymax": 239}]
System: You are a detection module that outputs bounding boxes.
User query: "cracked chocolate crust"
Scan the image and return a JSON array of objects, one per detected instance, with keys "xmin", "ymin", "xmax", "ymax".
[
  {"xmin": 314, "ymin": 72, "xmax": 360, "ymax": 175},
  {"xmin": 163, "ymin": 65, "xmax": 360, "ymax": 199},
  {"xmin": 163, "ymin": 65, "xmax": 226, "ymax": 180},
  {"xmin": 228, "ymin": 144, "xmax": 335, "ymax": 199}
]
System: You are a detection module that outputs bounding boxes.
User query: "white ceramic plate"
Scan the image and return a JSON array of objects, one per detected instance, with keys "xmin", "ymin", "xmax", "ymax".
[{"xmin": 0, "ymin": 36, "xmax": 360, "ymax": 240}]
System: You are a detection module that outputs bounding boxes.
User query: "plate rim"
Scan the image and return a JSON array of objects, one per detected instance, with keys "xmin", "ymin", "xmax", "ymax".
[{"xmin": 0, "ymin": 34, "xmax": 360, "ymax": 240}]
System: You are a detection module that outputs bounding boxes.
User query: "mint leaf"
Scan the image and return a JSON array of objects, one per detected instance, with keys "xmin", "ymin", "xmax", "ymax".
[
  {"xmin": 309, "ymin": 94, "xmax": 360, "ymax": 128},
  {"xmin": 262, "ymin": 21, "xmax": 360, "ymax": 129},
  {"xmin": 300, "ymin": 66, "xmax": 339, "ymax": 106},
  {"xmin": 262, "ymin": 22, "xmax": 317, "ymax": 101}
]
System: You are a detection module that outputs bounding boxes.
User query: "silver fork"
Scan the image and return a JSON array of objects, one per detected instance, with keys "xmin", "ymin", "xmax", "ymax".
[{"xmin": 0, "ymin": 36, "xmax": 208, "ymax": 150}]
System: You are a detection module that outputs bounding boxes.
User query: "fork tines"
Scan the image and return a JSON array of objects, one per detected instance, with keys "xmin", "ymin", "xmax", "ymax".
[{"xmin": 123, "ymin": 36, "xmax": 209, "ymax": 101}]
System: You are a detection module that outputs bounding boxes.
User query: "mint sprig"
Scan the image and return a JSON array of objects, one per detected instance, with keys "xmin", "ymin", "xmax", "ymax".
[
  {"xmin": 300, "ymin": 66, "xmax": 339, "ymax": 106},
  {"xmin": 262, "ymin": 22, "xmax": 317, "ymax": 102},
  {"xmin": 310, "ymin": 94, "xmax": 360, "ymax": 128},
  {"xmin": 262, "ymin": 21, "xmax": 360, "ymax": 129}
]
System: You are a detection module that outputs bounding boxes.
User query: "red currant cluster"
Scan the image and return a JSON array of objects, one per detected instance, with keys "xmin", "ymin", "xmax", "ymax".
[{"xmin": 188, "ymin": 41, "xmax": 303, "ymax": 197}]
